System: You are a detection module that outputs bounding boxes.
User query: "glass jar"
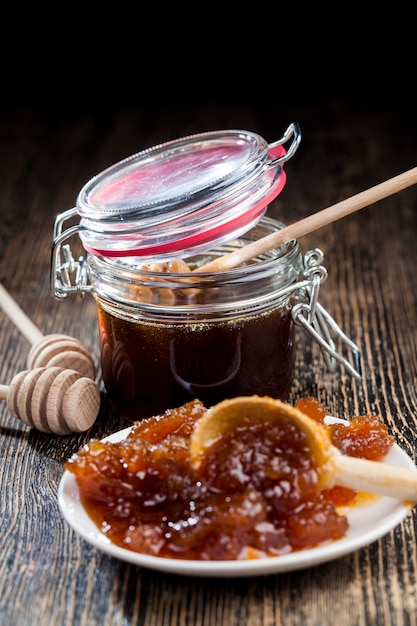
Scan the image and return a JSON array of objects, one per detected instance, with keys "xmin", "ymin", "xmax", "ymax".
[
  {"xmin": 89, "ymin": 217, "xmax": 303, "ymax": 419},
  {"xmin": 51, "ymin": 124, "xmax": 361, "ymax": 421}
]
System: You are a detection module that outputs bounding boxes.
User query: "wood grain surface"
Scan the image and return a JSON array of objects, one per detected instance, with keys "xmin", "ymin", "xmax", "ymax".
[{"xmin": 0, "ymin": 95, "xmax": 417, "ymax": 626}]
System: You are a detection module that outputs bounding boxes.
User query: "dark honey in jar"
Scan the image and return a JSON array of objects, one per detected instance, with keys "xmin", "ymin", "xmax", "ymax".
[{"xmin": 88, "ymin": 218, "xmax": 301, "ymax": 420}]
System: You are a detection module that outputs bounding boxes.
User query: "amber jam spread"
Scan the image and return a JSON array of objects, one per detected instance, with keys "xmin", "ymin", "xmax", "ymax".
[
  {"xmin": 65, "ymin": 397, "xmax": 394, "ymax": 561},
  {"xmin": 97, "ymin": 301, "xmax": 295, "ymax": 422}
]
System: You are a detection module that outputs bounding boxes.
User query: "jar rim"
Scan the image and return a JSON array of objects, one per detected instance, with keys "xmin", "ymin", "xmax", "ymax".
[
  {"xmin": 87, "ymin": 218, "xmax": 301, "ymax": 276},
  {"xmin": 86, "ymin": 217, "xmax": 303, "ymax": 314}
]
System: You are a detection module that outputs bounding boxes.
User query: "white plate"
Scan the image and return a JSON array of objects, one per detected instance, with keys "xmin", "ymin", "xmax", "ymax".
[{"xmin": 58, "ymin": 418, "xmax": 416, "ymax": 578}]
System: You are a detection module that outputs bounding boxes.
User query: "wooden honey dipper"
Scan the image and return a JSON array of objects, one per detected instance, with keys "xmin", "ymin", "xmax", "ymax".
[
  {"xmin": 0, "ymin": 366, "xmax": 101, "ymax": 435},
  {"xmin": 0, "ymin": 282, "xmax": 95, "ymax": 379}
]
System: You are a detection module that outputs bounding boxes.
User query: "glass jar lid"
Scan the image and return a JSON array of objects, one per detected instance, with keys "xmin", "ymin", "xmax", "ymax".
[{"xmin": 72, "ymin": 123, "xmax": 300, "ymax": 259}]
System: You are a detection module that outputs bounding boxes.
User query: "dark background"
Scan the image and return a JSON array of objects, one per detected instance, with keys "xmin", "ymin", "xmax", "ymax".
[
  {"xmin": 1, "ymin": 10, "xmax": 415, "ymax": 223},
  {"xmin": 2, "ymin": 8, "xmax": 415, "ymax": 126}
]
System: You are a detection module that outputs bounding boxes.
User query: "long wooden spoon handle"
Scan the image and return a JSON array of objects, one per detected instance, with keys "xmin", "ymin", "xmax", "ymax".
[
  {"xmin": 332, "ymin": 451, "xmax": 417, "ymax": 501},
  {"xmin": 196, "ymin": 166, "xmax": 417, "ymax": 273}
]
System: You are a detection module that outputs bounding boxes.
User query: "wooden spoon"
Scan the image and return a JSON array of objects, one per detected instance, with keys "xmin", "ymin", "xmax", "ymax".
[
  {"xmin": 195, "ymin": 166, "xmax": 417, "ymax": 273},
  {"xmin": 0, "ymin": 282, "xmax": 95, "ymax": 379},
  {"xmin": 189, "ymin": 396, "xmax": 417, "ymax": 502},
  {"xmin": 0, "ymin": 366, "xmax": 101, "ymax": 435}
]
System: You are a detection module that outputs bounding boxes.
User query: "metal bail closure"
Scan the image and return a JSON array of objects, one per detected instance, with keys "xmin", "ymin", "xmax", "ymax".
[
  {"xmin": 292, "ymin": 249, "xmax": 362, "ymax": 380},
  {"xmin": 50, "ymin": 122, "xmax": 302, "ymax": 299}
]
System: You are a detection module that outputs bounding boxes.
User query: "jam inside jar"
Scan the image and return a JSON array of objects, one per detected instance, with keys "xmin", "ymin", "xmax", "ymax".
[{"xmin": 88, "ymin": 218, "xmax": 303, "ymax": 421}]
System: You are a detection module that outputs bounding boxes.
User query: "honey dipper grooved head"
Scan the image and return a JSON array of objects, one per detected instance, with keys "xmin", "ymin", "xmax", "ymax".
[
  {"xmin": 7, "ymin": 366, "xmax": 101, "ymax": 435},
  {"xmin": 27, "ymin": 334, "xmax": 95, "ymax": 379}
]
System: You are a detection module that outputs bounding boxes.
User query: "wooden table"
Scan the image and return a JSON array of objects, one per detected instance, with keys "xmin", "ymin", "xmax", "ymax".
[{"xmin": 1, "ymin": 98, "xmax": 417, "ymax": 626}]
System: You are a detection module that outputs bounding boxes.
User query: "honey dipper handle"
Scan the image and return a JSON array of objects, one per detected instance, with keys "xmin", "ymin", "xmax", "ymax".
[
  {"xmin": 0, "ymin": 384, "xmax": 7, "ymax": 401},
  {"xmin": 0, "ymin": 283, "xmax": 44, "ymax": 345},
  {"xmin": 196, "ymin": 166, "xmax": 417, "ymax": 272},
  {"xmin": 332, "ymin": 450, "xmax": 417, "ymax": 502}
]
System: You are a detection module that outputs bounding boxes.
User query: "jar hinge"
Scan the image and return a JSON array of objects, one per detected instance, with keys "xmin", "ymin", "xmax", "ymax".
[
  {"xmin": 293, "ymin": 249, "xmax": 362, "ymax": 380},
  {"xmin": 51, "ymin": 208, "xmax": 91, "ymax": 299}
]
